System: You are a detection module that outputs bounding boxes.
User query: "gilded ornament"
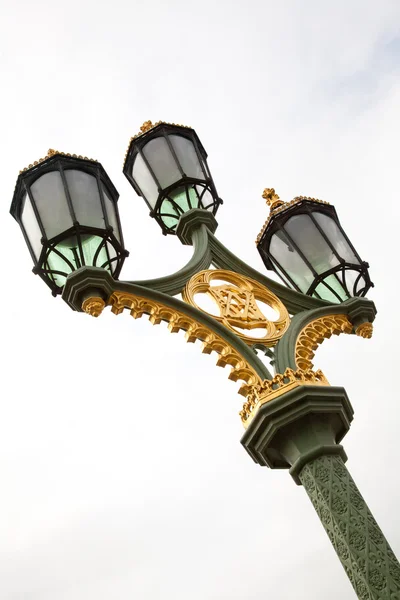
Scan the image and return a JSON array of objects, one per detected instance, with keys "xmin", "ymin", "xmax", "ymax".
[
  {"xmin": 183, "ymin": 269, "xmax": 290, "ymax": 346},
  {"xmin": 82, "ymin": 296, "xmax": 106, "ymax": 317},
  {"xmin": 355, "ymin": 322, "xmax": 373, "ymax": 339},
  {"xmin": 262, "ymin": 187, "xmax": 284, "ymax": 211},
  {"xmin": 82, "ymin": 290, "xmax": 263, "ymax": 398},
  {"xmin": 240, "ymin": 368, "xmax": 329, "ymax": 426},
  {"xmin": 295, "ymin": 314, "xmax": 353, "ymax": 371}
]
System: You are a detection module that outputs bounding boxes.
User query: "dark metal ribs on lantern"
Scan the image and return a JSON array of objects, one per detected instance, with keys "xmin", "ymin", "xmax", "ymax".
[{"xmin": 10, "ymin": 152, "xmax": 128, "ymax": 295}]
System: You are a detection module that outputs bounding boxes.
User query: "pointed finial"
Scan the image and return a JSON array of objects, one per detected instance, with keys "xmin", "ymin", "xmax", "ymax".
[
  {"xmin": 140, "ymin": 120, "xmax": 154, "ymax": 134},
  {"xmin": 262, "ymin": 188, "xmax": 284, "ymax": 212}
]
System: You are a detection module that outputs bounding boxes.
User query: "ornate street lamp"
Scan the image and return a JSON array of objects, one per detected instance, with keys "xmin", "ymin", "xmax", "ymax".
[
  {"xmin": 256, "ymin": 188, "xmax": 373, "ymax": 302},
  {"xmin": 10, "ymin": 149, "xmax": 127, "ymax": 295},
  {"xmin": 9, "ymin": 122, "xmax": 400, "ymax": 600},
  {"xmin": 123, "ymin": 120, "xmax": 222, "ymax": 234}
]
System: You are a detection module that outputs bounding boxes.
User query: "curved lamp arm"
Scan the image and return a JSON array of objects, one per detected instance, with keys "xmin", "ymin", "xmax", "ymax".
[
  {"xmin": 62, "ymin": 266, "xmax": 272, "ymax": 394},
  {"xmin": 274, "ymin": 297, "xmax": 377, "ymax": 374}
]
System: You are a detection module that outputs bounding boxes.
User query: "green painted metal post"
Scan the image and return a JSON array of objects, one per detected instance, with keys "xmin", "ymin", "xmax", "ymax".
[
  {"xmin": 241, "ymin": 385, "xmax": 400, "ymax": 599},
  {"xmin": 300, "ymin": 454, "xmax": 400, "ymax": 599}
]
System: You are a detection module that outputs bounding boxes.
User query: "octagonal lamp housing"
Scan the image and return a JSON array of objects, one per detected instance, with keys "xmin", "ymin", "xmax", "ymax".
[
  {"xmin": 256, "ymin": 196, "xmax": 373, "ymax": 303},
  {"xmin": 123, "ymin": 121, "xmax": 222, "ymax": 234},
  {"xmin": 10, "ymin": 150, "xmax": 127, "ymax": 296}
]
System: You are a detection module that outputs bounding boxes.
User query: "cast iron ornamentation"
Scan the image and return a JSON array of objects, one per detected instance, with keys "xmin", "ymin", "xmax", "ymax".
[{"xmin": 300, "ymin": 455, "xmax": 400, "ymax": 599}]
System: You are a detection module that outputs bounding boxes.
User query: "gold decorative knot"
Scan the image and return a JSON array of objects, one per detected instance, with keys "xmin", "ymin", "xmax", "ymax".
[
  {"xmin": 183, "ymin": 269, "xmax": 290, "ymax": 346},
  {"xmin": 240, "ymin": 368, "xmax": 329, "ymax": 426},
  {"xmin": 355, "ymin": 322, "xmax": 373, "ymax": 339},
  {"xmin": 82, "ymin": 297, "xmax": 106, "ymax": 318}
]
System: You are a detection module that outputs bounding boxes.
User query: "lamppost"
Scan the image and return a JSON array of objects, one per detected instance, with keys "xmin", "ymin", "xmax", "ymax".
[{"xmin": 10, "ymin": 120, "xmax": 400, "ymax": 599}]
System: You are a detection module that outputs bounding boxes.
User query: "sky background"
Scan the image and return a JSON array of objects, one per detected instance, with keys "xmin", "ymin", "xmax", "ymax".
[{"xmin": 1, "ymin": 1, "xmax": 400, "ymax": 598}]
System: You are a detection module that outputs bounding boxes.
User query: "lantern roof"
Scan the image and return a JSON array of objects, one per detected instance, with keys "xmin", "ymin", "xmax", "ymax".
[{"xmin": 256, "ymin": 190, "xmax": 331, "ymax": 244}]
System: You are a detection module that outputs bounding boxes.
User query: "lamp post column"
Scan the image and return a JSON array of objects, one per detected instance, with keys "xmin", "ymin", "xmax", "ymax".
[{"xmin": 241, "ymin": 384, "xmax": 400, "ymax": 599}]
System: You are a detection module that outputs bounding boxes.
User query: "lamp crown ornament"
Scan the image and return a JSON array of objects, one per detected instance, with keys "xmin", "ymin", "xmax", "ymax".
[{"xmin": 262, "ymin": 187, "xmax": 284, "ymax": 212}]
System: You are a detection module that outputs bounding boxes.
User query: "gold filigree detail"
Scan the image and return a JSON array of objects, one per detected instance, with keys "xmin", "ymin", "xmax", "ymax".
[
  {"xmin": 19, "ymin": 149, "xmax": 97, "ymax": 174},
  {"xmin": 256, "ymin": 195, "xmax": 331, "ymax": 244},
  {"xmin": 240, "ymin": 368, "xmax": 329, "ymax": 426},
  {"xmin": 183, "ymin": 270, "xmax": 290, "ymax": 346},
  {"xmin": 355, "ymin": 322, "xmax": 373, "ymax": 339},
  {"xmin": 82, "ymin": 296, "xmax": 106, "ymax": 317},
  {"xmin": 82, "ymin": 291, "xmax": 263, "ymax": 397},
  {"xmin": 295, "ymin": 314, "xmax": 353, "ymax": 371}
]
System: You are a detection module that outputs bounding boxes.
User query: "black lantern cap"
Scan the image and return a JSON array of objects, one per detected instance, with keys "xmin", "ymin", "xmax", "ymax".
[
  {"xmin": 10, "ymin": 149, "xmax": 128, "ymax": 296},
  {"xmin": 256, "ymin": 189, "xmax": 373, "ymax": 303},
  {"xmin": 123, "ymin": 120, "xmax": 222, "ymax": 235}
]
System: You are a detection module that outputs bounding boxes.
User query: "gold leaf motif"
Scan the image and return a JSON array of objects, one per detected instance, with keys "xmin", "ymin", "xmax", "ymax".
[
  {"xmin": 82, "ymin": 297, "xmax": 106, "ymax": 317},
  {"xmin": 355, "ymin": 322, "xmax": 373, "ymax": 339}
]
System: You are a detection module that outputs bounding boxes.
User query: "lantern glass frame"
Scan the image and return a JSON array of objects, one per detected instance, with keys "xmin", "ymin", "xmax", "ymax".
[
  {"xmin": 10, "ymin": 154, "xmax": 127, "ymax": 296},
  {"xmin": 123, "ymin": 123, "xmax": 222, "ymax": 234},
  {"xmin": 257, "ymin": 199, "xmax": 373, "ymax": 302}
]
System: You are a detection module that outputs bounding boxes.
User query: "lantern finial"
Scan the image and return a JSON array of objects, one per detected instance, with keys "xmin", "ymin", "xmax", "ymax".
[
  {"xmin": 262, "ymin": 188, "xmax": 284, "ymax": 212},
  {"xmin": 140, "ymin": 120, "xmax": 154, "ymax": 134}
]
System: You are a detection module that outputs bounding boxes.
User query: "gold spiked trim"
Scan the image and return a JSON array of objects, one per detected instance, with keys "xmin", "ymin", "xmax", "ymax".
[
  {"xmin": 123, "ymin": 120, "xmax": 193, "ymax": 167},
  {"xmin": 256, "ymin": 195, "xmax": 330, "ymax": 244},
  {"xmin": 19, "ymin": 149, "xmax": 97, "ymax": 174}
]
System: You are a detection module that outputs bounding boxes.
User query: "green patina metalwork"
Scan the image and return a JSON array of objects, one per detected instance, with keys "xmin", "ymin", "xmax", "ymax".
[{"xmin": 300, "ymin": 455, "xmax": 400, "ymax": 599}]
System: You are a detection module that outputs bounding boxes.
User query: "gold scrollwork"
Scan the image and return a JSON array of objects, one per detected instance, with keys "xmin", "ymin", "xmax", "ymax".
[
  {"xmin": 82, "ymin": 296, "xmax": 106, "ymax": 317},
  {"xmin": 183, "ymin": 270, "xmax": 290, "ymax": 346},
  {"xmin": 82, "ymin": 292, "xmax": 263, "ymax": 398},
  {"xmin": 240, "ymin": 368, "xmax": 329, "ymax": 426},
  {"xmin": 295, "ymin": 314, "xmax": 353, "ymax": 371}
]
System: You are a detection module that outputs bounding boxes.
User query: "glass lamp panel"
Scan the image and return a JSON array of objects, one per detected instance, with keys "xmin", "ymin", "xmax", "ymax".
[
  {"xmin": 142, "ymin": 137, "xmax": 181, "ymax": 188},
  {"xmin": 269, "ymin": 230, "xmax": 315, "ymax": 292},
  {"xmin": 101, "ymin": 184, "xmax": 120, "ymax": 241},
  {"xmin": 284, "ymin": 214, "xmax": 340, "ymax": 274},
  {"xmin": 21, "ymin": 193, "xmax": 43, "ymax": 259},
  {"xmin": 105, "ymin": 242, "xmax": 118, "ymax": 273},
  {"xmin": 313, "ymin": 212, "xmax": 360, "ymax": 264},
  {"xmin": 132, "ymin": 153, "xmax": 159, "ymax": 208},
  {"xmin": 65, "ymin": 170, "xmax": 104, "ymax": 229},
  {"xmin": 169, "ymin": 135, "xmax": 205, "ymax": 179},
  {"xmin": 314, "ymin": 273, "xmax": 348, "ymax": 302},
  {"xmin": 30, "ymin": 171, "xmax": 72, "ymax": 239},
  {"xmin": 159, "ymin": 199, "xmax": 180, "ymax": 229},
  {"xmin": 197, "ymin": 187, "xmax": 214, "ymax": 210}
]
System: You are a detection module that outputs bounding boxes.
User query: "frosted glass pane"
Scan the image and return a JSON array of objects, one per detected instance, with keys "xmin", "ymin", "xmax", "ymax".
[
  {"xmin": 269, "ymin": 230, "xmax": 314, "ymax": 293},
  {"xmin": 143, "ymin": 137, "xmax": 181, "ymax": 188},
  {"xmin": 132, "ymin": 153, "xmax": 159, "ymax": 208},
  {"xmin": 31, "ymin": 171, "xmax": 72, "ymax": 239},
  {"xmin": 102, "ymin": 184, "xmax": 120, "ymax": 241},
  {"xmin": 65, "ymin": 170, "xmax": 104, "ymax": 229},
  {"xmin": 313, "ymin": 212, "xmax": 360, "ymax": 264},
  {"xmin": 169, "ymin": 135, "xmax": 204, "ymax": 179},
  {"xmin": 21, "ymin": 193, "xmax": 42, "ymax": 259},
  {"xmin": 284, "ymin": 214, "xmax": 339, "ymax": 274}
]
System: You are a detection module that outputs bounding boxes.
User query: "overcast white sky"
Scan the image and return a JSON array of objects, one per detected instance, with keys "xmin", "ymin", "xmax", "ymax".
[{"xmin": 1, "ymin": 1, "xmax": 400, "ymax": 598}]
